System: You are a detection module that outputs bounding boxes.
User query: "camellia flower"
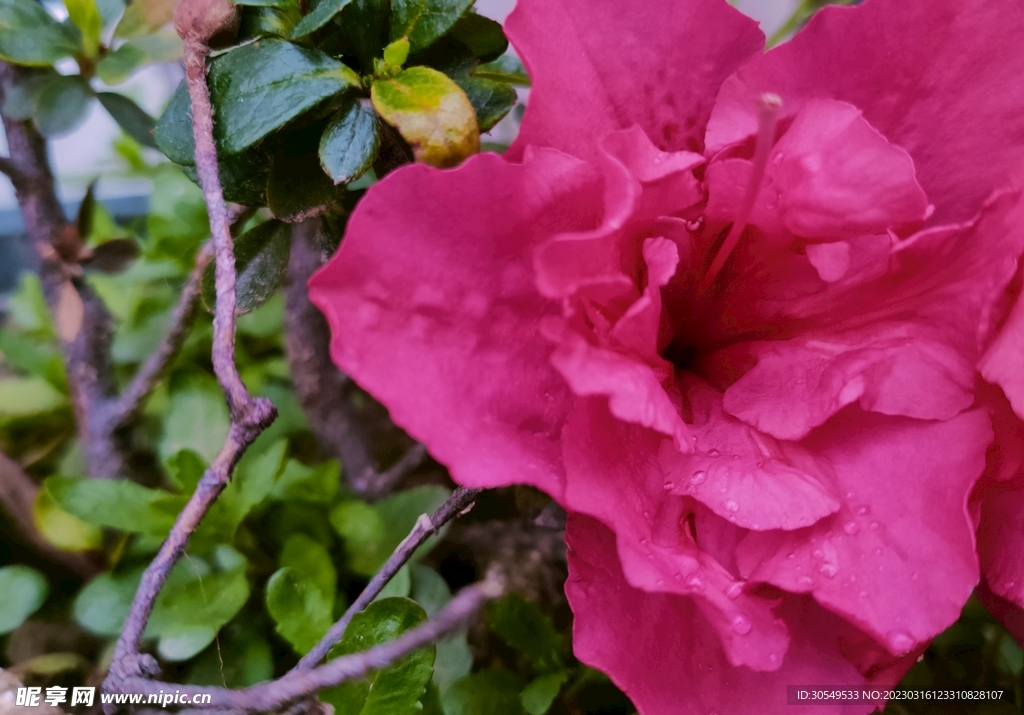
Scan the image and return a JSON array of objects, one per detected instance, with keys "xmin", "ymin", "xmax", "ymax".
[{"xmin": 309, "ymin": 0, "xmax": 1024, "ymax": 711}]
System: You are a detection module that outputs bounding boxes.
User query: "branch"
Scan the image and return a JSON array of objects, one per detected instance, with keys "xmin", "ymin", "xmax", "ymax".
[
  {"xmin": 103, "ymin": 30, "xmax": 276, "ymax": 701},
  {"xmin": 297, "ymin": 486, "xmax": 483, "ymax": 670},
  {"xmin": 105, "ymin": 243, "xmax": 213, "ymax": 427},
  {"xmin": 285, "ymin": 221, "xmax": 426, "ymax": 499},
  {"xmin": 116, "ymin": 575, "xmax": 503, "ymax": 712},
  {"xmin": 0, "ymin": 449, "xmax": 101, "ymax": 579}
]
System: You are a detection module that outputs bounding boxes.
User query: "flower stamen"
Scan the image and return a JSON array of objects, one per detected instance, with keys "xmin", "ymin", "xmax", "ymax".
[{"xmin": 698, "ymin": 93, "xmax": 783, "ymax": 294}]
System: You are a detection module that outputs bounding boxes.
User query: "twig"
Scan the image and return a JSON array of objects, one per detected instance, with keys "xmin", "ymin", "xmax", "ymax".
[
  {"xmin": 297, "ymin": 486, "xmax": 483, "ymax": 670},
  {"xmin": 103, "ymin": 33, "xmax": 276, "ymax": 701},
  {"xmin": 0, "ymin": 155, "xmax": 21, "ymax": 182},
  {"xmin": 116, "ymin": 575, "xmax": 503, "ymax": 712},
  {"xmin": 0, "ymin": 449, "xmax": 101, "ymax": 578},
  {"xmin": 105, "ymin": 242, "xmax": 213, "ymax": 427}
]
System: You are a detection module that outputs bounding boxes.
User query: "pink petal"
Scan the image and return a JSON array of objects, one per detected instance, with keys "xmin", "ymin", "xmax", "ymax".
[
  {"xmin": 505, "ymin": 0, "xmax": 763, "ymax": 162},
  {"xmin": 978, "ymin": 485, "xmax": 1024, "ymax": 611},
  {"xmin": 981, "ymin": 289, "xmax": 1024, "ymax": 420},
  {"xmin": 307, "ymin": 149, "xmax": 603, "ymax": 498},
  {"xmin": 567, "ymin": 514, "xmax": 886, "ymax": 715},
  {"xmin": 706, "ymin": 0, "xmax": 1024, "ymax": 224},
  {"xmin": 737, "ymin": 408, "xmax": 991, "ymax": 656}
]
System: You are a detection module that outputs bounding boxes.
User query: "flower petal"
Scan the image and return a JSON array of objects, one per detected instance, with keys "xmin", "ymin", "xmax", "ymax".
[
  {"xmin": 981, "ymin": 290, "xmax": 1024, "ymax": 420},
  {"xmin": 737, "ymin": 408, "xmax": 990, "ymax": 656},
  {"xmin": 308, "ymin": 149, "xmax": 603, "ymax": 498},
  {"xmin": 707, "ymin": 0, "xmax": 1024, "ymax": 224},
  {"xmin": 567, "ymin": 514, "xmax": 886, "ymax": 715},
  {"xmin": 506, "ymin": 0, "xmax": 763, "ymax": 162}
]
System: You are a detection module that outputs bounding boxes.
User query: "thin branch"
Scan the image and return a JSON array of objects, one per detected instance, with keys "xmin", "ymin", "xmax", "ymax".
[
  {"xmin": 0, "ymin": 155, "xmax": 21, "ymax": 182},
  {"xmin": 105, "ymin": 242, "xmax": 213, "ymax": 428},
  {"xmin": 116, "ymin": 575, "xmax": 503, "ymax": 712},
  {"xmin": 297, "ymin": 486, "xmax": 483, "ymax": 670},
  {"xmin": 0, "ymin": 449, "xmax": 101, "ymax": 579}
]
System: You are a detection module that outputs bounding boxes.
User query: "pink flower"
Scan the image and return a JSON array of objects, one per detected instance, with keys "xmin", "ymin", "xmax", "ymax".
[{"xmin": 308, "ymin": 0, "xmax": 1024, "ymax": 711}]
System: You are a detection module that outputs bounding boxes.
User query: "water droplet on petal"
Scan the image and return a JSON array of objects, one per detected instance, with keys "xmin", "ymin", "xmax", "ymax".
[
  {"xmin": 870, "ymin": 521, "xmax": 880, "ymax": 531},
  {"xmin": 690, "ymin": 470, "xmax": 708, "ymax": 486},
  {"xmin": 663, "ymin": 480, "xmax": 674, "ymax": 490},
  {"xmin": 707, "ymin": 448, "xmax": 721, "ymax": 458},
  {"xmin": 642, "ymin": 511, "xmax": 651, "ymax": 519},
  {"xmin": 726, "ymin": 581, "xmax": 744, "ymax": 599},
  {"xmin": 797, "ymin": 576, "xmax": 813, "ymax": 587},
  {"xmin": 812, "ymin": 549, "xmax": 824, "ymax": 559},
  {"xmin": 859, "ymin": 590, "xmax": 868, "ymax": 599},
  {"xmin": 686, "ymin": 217, "xmax": 704, "ymax": 233},
  {"xmin": 887, "ymin": 631, "xmax": 914, "ymax": 654},
  {"xmin": 768, "ymin": 653, "xmax": 778, "ymax": 664},
  {"xmin": 1005, "ymin": 581, "xmax": 1016, "ymax": 591},
  {"xmin": 786, "ymin": 552, "xmax": 795, "ymax": 560},
  {"xmin": 856, "ymin": 505, "xmax": 870, "ymax": 516},
  {"xmin": 725, "ymin": 499, "xmax": 739, "ymax": 513},
  {"xmin": 819, "ymin": 562, "xmax": 838, "ymax": 578},
  {"xmin": 686, "ymin": 574, "xmax": 706, "ymax": 592},
  {"xmin": 846, "ymin": 491, "xmax": 857, "ymax": 501},
  {"xmin": 843, "ymin": 521, "xmax": 861, "ymax": 535},
  {"xmin": 731, "ymin": 614, "xmax": 752, "ymax": 635},
  {"xmin": 874, "ymin": 547, "xmax": 883, "ymax": 556}
]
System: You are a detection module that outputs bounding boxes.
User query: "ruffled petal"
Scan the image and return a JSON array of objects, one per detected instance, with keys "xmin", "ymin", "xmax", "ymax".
[
  {"xmin": 981, "ymin": 290, "xmax": 1024, "ymax": 420},
  {"xmin": 706, "ymin": 0, "xmax": 1024, "ymax": 224},
  {"xmin": 737, "ymin": 408, "xmax": 991, "ymax": 656},
  {"xmin": 567, "ymin": 514, "xmax": 886, "ymax": 715},
  {"xmin": 308, "ymin": 149, "xmax": 603, "ymax": 498},
  {"xmin": 506, "ymin": 0, "xmax": 764, "ymax": 162}
]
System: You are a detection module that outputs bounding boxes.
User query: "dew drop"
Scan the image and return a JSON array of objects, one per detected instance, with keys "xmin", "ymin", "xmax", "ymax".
[
  {"xmin": 856, "ymin": 505, "xmax": 870, "ymax": 516},
  {"xmin": 786, "ymin": 552, "xmax": 796, "ymax": 560},
  {"xmin": 874, "ymin": 547, "xmax": 883, "ymax": 556},
  {"xmin": 686, "ymin": 217, "xmax": 704, "ymax": 233},
  {"xmin": 686, "ymin": 574, "xmax": 706, "ymax": 592},
  {"xmin": 797, "ymin": 576, "xmax": 813, "ymax": 587},
  {"xmin": 819, "ymin": 562, "xmax": 838, "ymax": 578},
  {"xmin": 1005, "ymin": 581, "xmax": 1017, "ymax": 591},
  {"xmin": 642, "ymin": 511, "xmax": 651, "ymax": 519},
  {"xmin": 887, "ymin": 631, "xmax": 914, "ymax": 654},
  {"xmin": 639, "ymin": 538, "xmax": 648, "ymax": 545},
  {"xmin": 858, "ymin": 590, "xmax": 868, "ymax": 599},
  {"xmin": 726, "ymin": 581, "xmax": 744, "ymax": 599},
  {"xmin": 731, "ymin": 614, "xmax": 752, "ymax": 635},
  {"xmin": 663, "ymin": 480, "xmax": 674, "ymax": 491},
  {"xmin": 845, "ymin": 491, "xmax": 857, "ymax": 501},
  {"xmin": 707, "ymin": 448, "xmax": 721, "ymax": 458},
  {"xmin": 768, "ymin": 653, "xmax": 778, "ymax": 664},
  {"xmin": 812, "ymin": 549, "xmax": 824, "ymax": 559},
  {"xmin": 725, "ymin": 499, "xmax": 740, "ymax": 513},
  {"xmin": 843, "ymin": 521, "xmax": 861, "ymax": 535},
  {"xmin": 690, "ymin": 470, "xmax": 708, "ymax": 486}
]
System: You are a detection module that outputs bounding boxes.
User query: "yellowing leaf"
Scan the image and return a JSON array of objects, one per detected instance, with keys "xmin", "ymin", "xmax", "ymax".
[
  {"xmin": 115, "ymin": 0, "xmax": 177, "ymax": 38},
  {"xmin": 370, "ymin": 66, "xmax": 478, "ymax": 168}
]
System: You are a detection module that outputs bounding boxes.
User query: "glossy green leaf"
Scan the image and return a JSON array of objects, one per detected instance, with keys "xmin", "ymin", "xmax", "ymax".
[
  {"xmin": 0, "ymin": 0, "xmax": 81, "ymax": 66},
  {"xmin": 281, "ymin": 532, "xmax": 337, "ymax": 600},
  {"xmin": 33, "ymin": 487, "xmax": 103, "ymax": 551},
  {"xmin": 115, "ymin": 0, "xmax": 176, "ymax": 38},
  {"xmin": 0, "ymin": 566, "xmax": 48, "ymax": 634},
  {"xmin": 34, "ymin": 75, "xmax": 94, "ymax": 137},
  {"xmin": 448, "ymin": 12, "xmax": 506, "ymax": 62},
  {"xmin": 208, "ymin": 39, "xmax": 360, "ymax": 154},
  {"xmin": 186, "ymin": 626, "xmax": 273, "ymax": 688},
  {"xmin": 453, "ymin": 76, "xmax": 515, "ymax": 132},
  {"xmin": 97, "ymin": 92, "xmax": 157, "ymax": 147},
  {"xmin": 95, "ymin": 0, "xmax": 123, "ymax": 25},
  {"xmin": 324, "ymin": 598, "xmax": 434, "ymax": 715},
  {"xmin": 319, "ymin": 99, "xmax": 379, "ymax": 185},
  {"xmin": 73, "ymin": 568, "xmax": 143, "ymax": 636},
  {"xmin": 371, "ymin": 66, "xmax": 478, "ymax": 167},
  {"xmin": 487, "ymin": 593, "xmax": 565, "ymax": 673},
  {"xmin": 96, "ymin": 32, "xmax": 182, "ymax": 84},
  {"xmin": 267, "ymin": 140, "xmax": 346, "ymax": 221},
  {"xmin": 44, "ymin": 475, "xmax": 181, "ymax": 534},
  {"xmin": 147, "ymin": 550, "xmax": 250, "ymax": 661},
  {"xmin": 520, "ymin": 672, "xmax": 569, "ymax": 715},
  {"xmin": 265, "ymin": 566, "xmax": 333, "ymax": 654},
  {"xmin": 473, "ymin": 54, "xmax": 529, "ymax": 86},
  {"xmin": 342, "ymin": 0, "xmax": 387, "ymax": 69},
  {"xmin": 159, "ymin": 382, "xmax": 231, "ymax": 463},
  {"xmin": 65, "ymin": 0, "xmax": 103, "ymax": 57},
  {"xmin": 201, "ymin": 219, "xmax": 291, "ymax": 314},
  {"xmin": 154, "ymin": 82, "xmax": 197, "ymax": 164},
  {"xmin": 411, "ymin": 566, "xmax": 471, "ymax": 690},
  {"xmin": 271, "ymin": 457, "xmax": 340, "ymax": 503},
  {"xmin": 390, "ymin": 0, "xmax": 471, "ymax": 53},
  {"xmin": 443, "ymin": 671, "xmax": 526, "ymax": 715},
  {"xmin": 238, "ymin": 0, "xmax": 301, "ymax": 40},
  {"xmin": 0, "ymin": 376, "xmax": 66, "ymax": 418},
  {"xmin": 289, "ymin": 0, "xmax": 352, "ymax": 39}
]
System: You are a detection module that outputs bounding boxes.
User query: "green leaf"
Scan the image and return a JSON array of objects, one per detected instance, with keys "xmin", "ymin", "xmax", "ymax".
[
  {"xmin": 390, "ymin": 0, "xmax": 471, "ymax": 53},
  {"xmin": 0, "ymin": 68, "xmax": 56, "ymax": 120},
  {"xmin": 166, "ymin": 449, "xmax": 207, "ymax": 492},
  {"xmin": 146, "ymin": 164, "xmax": 209, "ymax": 260},
  {"xmin": 267, "ymin": 143, "xmax": 345, "ymax": 222},
  {"xmin": 33, "ymin": 487, "xmax": 103, "ymax": 552},
  {"xmin": 383, "ymin": 37, "xmax": 410, "ymax": 68},
  {"xmin": 486, "ymin": 593, "xmax": 565, "ymax": 673},
  {"xmin": 0, "ymin": 376, "xmax": 67, "ymax": 418},
  {"xmin": 238, "ymin": 0, "xmax": 300, "ymax": 40},
  {"xmin": 73, "ymin": 568, "xmax": 143, "ymax": 636},
  {"xmin": 342, "ymin": 0, "xmax": 387, "ymax": 70},
  {"xmin": 96, "ymin": 32, "xmax": 182, "ymax": 84},
  {"xmin": 410, "ymin": 566, "xmax": 471, "ymax": 690},
  {"xmin": 147, "ymin": 551, "xmax": 251, "ymax": 661},
  {"xmin": 371, "ymin": 66, "xmax": 478, "ymax": 167},
  {"xmin": 220, "ymin": 438, "xmax": 289, "ymax": 522},
  {"xmin": 115, "ymin": 0, "xmax": 176, "ymax": 38},
  {"xmin": 324, "ymin": 598, "xmax": 434, "ymax": 715},
  {"xmin": 0, "ymin": 566, "xmax": 48, "ymax": 634},
  {"xmin": 233, "ymin": 0, "xmax": 292, "ymax": 6},
  {"xmin": 153, "ymin": 83, "xmax": 198, "ymax": 162},
  {"xmin": 209, "ymin": 39, "xmax": 360, "ymax": 154},
  {"xmin": 65, "ymin": 0, "xmax": 103, "ymax": 57},
  {"xmin": 330, "ymin": 486, "xmax": 450, "ymax": 576},
  {"xmin": 97, "ymin": 92, "xmax": 157, "ymax": 148},
  {"xmin": 34, "ymin": 75, "xmax": 94, "ymax": 137},
  {"xmin": 448, "ymin": 12, "xmax": 506, "ymax": 62},
  {"xmin": 159, "ymin": 382, "xmax": 231, "ymax": 463},
  {"xmin": 289, "ymin": 0, "xmax": 352, "ymax": 39},
  {"xmin": 271, "ymin": 458, "xmax": 340, "ymax": 503},
  {"xmin": 0, "ymin": 0, "xmax": 81, "ymax": 66},
  {"xmin": 443, "ymin": 671, "xmax": 525, "ymax": 715},
  {"xmin": 266, "ymin": 567, "xmax": 333, "ymax": 654},
  {"xmin": 374, "ymin": 564, "xmax": 411, "ymax": 600},
  {"xmin": 44, "ymin": 475, "xmax": 181, "ymax": 534},
  {"xmin": 186, "ymin": 625, "xmax": 273, "ymax": 688},
  {"xmin": 520, "ymin": 672, "xmax": 569, "ymax": 715},
  {"xmin": 201, "ymin": 219, "xmax": 291, "ymax": 315},
  {"xmin": 0, "ymin": 330, "xmax": 66, "ymax": 389},
  {"xmin": 453, "ymin": 76, "xmax": 515, "ymax": 132},
  {"xmin": 473, "ymin": 55, "xmax": 529, "ymax": 86},
  {"xmin": 282, "ymin": 532, "xmax": 337, "ymax": 599},
  {"xmin": 319, "ymin": 98, "xmax": 379, "ymax": 185}
]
